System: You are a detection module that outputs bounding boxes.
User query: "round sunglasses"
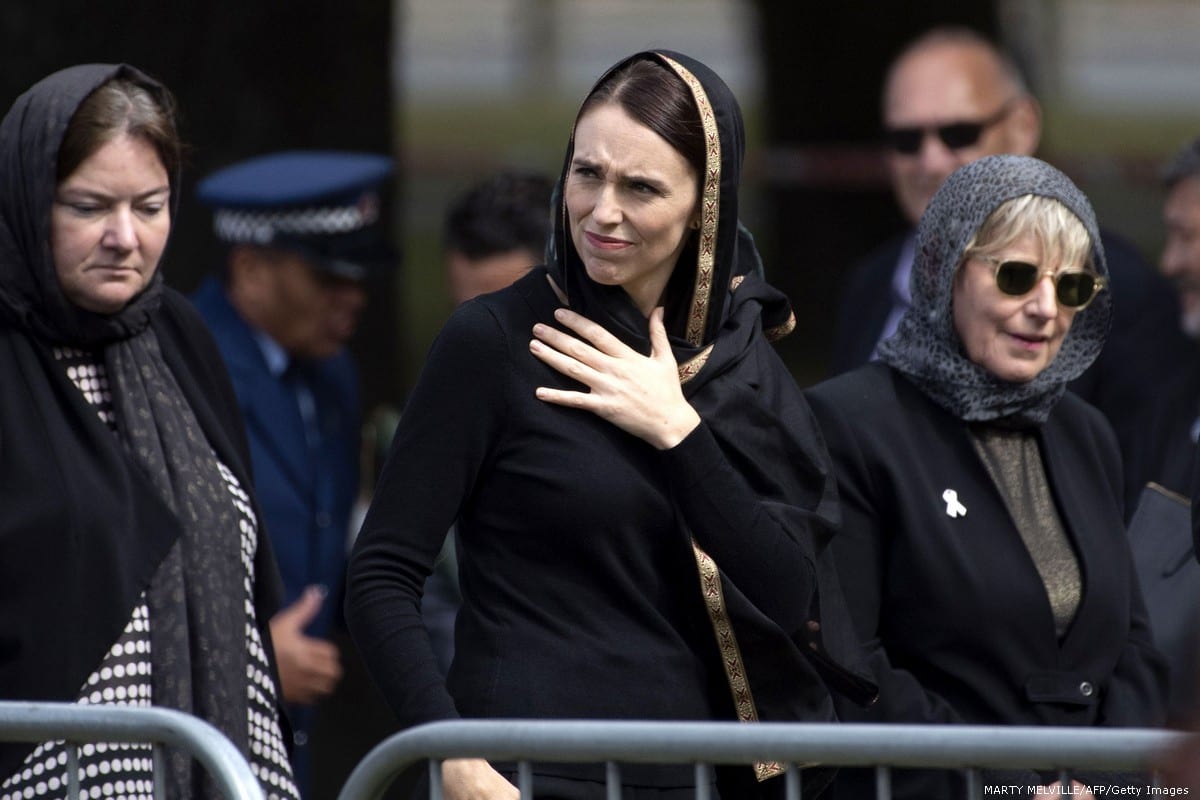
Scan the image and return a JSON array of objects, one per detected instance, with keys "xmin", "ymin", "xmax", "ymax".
[{"xmin": 978, "ymin": 256, "xmax": 1106, "ymax": 309}]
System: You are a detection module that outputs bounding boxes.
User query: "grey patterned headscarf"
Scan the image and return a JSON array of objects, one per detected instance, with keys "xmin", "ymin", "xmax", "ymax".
[{"xmin": 877, "ymin": 154, "xmax": 1112, "ymax": 427}]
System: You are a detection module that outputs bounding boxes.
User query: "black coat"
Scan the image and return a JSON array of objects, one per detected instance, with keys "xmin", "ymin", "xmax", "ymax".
[
  {"xmin": 1127, "ymin": 356, "xmax": 1200, "ymax": 505},
  {"xmin": 0, "ymin": 289, "xmax": 286, "ymax": 779},
  {"xmin": 805, "ymin": 362, "xmax": 1167, "ymax": 731}
]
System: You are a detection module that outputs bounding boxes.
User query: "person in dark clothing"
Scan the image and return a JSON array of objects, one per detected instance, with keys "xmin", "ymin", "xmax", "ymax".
[
  {"xmin": 346, "ymin": 50, "xmax": 872, "ymax": 799},
  {"xmin": 1129, "ymin": 138, "xmax": 1200, "ymax": 502},
  {"xmin": 190, "ymin": 150, "xmax": 395, "ymax": 797},
  {"xmin": 1122, "ymin": 137, "xmax": 1200, "ymax": 724},
  {"xmin": 830, "ymin": 27, "xmax": 1191, "ymax": 478},
  {"xmin": 0, "ymin": 64, "xmax": 297, "ymax": 799},
  {"xmin": 809, "ymin": 155, "xmax": 1167, "ymax": 800}
]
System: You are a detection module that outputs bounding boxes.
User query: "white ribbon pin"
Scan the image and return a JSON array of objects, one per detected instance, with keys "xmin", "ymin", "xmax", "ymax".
[{"xmin": 942, "ymin": 489, "xmax": 967, "ymax": 519}]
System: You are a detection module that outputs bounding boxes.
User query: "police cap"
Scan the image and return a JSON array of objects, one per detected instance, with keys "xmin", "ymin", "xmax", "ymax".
[{"xmin": 197, "ymin": 150, "xmax": 395, "ymax": 280}]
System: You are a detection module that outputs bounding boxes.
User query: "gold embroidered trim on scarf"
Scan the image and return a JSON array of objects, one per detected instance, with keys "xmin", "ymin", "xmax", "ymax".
[
  {"xmin": 691, "ymin": 543, "xmax": 786, "ymax": 782},
  {"xmin": 665, "ymin": 54, "xmax": 781, "ymax": 781},
  {"xmin": 660, "ymin": 55, "xmax": 720, "ymax": 348},
  {"xmin": 765, "ymin": 312, "xmax": 797, "ymax": 342},
  {"xmin": 677, "ymin": 344, "xmax": 712, "ymax": 384}
]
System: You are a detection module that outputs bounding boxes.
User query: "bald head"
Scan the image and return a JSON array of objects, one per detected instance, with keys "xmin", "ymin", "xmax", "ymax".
[{"xmin": 884, "ymin": 29, "xmax": 1042, "ymax": 223}]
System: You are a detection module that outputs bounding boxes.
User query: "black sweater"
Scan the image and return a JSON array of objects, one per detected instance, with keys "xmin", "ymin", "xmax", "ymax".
[{"xmin": 346, "ymin": 270, "xmax": 823, "ymax": 735}]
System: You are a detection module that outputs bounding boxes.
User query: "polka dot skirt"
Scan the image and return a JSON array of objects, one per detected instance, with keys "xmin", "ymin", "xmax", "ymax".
[{"xmin": 1, "ymin": 349, "xmax": 299, "ymax": 800}]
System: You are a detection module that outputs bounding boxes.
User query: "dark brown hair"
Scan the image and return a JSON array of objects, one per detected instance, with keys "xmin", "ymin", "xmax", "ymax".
[
  {"xmin": 578, "ymin": 57, "xmax": 705, "ymax": 178},
  {"xmin": 56, "ymin": 77, "xmax": 182, "ymax": 185}
]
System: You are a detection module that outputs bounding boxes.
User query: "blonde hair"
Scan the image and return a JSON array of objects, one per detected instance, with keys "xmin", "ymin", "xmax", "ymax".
[{"xmin": 961, "ymin": 194, "xmax": 1093, "ymax": 272}]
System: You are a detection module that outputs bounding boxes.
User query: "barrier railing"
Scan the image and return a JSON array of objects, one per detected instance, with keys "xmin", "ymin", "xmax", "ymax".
[
  {"xmin": 0, "ymin": 701, "xmax": 264, "ymax": 800},
  {"xmin": 336, "ymin": 719, "xmax": 1190, "ymax": 800}
]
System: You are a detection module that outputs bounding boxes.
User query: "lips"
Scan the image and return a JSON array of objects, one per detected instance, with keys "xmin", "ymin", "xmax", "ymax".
[
  {"xmin": 1007, "ymin": 331, "xmax": 1050, "ymax": 351},
  {"xmin": 584, "ymin": 230, "xmax": 632, "ymax": 250},
  {"xmin": 88, "ymin": 263, "xmax": 139, "ymax": 274}
]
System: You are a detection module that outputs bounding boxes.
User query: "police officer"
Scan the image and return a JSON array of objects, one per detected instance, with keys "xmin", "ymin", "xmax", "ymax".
[{"xmin": 190, "ymin": 150, "xmax": 394, "ymax": 796}]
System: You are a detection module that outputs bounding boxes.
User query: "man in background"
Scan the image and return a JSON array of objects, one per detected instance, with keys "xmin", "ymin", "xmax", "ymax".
[
  {"xmin": 190, "ymin": 150, "xmax": 394, "ymax": 796},
  {"xmin": 1120, "ymin": 137, "xmax": 1200, "ymax": 725},
  {"xmin": 830, "ymin": 26, "xmax": 1190, "ymax": 473},
  {"xmin": 1127, "ymin": 139, "xmax": 1200, "ymax": 499},
  {"xmin": 443, "ymin": 170, "xmax": 556, "ymax": 305}
]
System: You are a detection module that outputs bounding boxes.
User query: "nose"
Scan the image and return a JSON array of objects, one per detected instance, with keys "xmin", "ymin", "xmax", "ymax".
[
  {"xmin": 915, "ymin": 132, "xmax": 963, "ymax": 179},
  {"xmin": 101, "ymin": 206, "xmax": 136, "ymax": 252},
  {"xmin": 591, "ymin": 183, "xmax": 623, "ymax": 226},
  {"xmin": 1025, "ymin": 274, "xmax": 1059, "ymax": 320}
]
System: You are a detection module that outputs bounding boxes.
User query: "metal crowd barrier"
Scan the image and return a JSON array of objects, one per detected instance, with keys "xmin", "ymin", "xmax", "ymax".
[
  {"xmin": 336, "ymin": 719, "xmax": 1190, "ymax": 800},
  {"xmin": 0, "ymin": 701, "xmax": 264, "ymax": 800}
]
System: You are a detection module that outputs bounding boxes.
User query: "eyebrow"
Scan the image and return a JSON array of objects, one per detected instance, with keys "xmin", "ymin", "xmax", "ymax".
[
  {"xmin": 56, "ymin": 185, "xmax": 171, "ymax": 201},
  {"xmin": 572, "ymin": 157, "xmax": 670, "ymax": 194}
]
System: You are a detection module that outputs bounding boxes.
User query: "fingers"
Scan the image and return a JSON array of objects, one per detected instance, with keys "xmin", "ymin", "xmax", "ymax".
[
  {"xmin": 442, "ymin": 758, "xmax": 520, "ymax": 800},
  {"xmin": 533, "ymin": 384, "xmax": 596, "ymax": 412},
  {"xmin": 529, "ymin": 330, "xmax": 601, "ymax": 387},
  {"xmin": 647, "ymin": 306, "xmax": 671, "ymax": 360},
  {"xmin": 547, "ymin": 307, "xmax": 628, "ymax": 356},
  {"xmin": 276, "ymin": 636, "xmax": 343, "ymax": 704},
  {"xmin": 275, "ymin": 585, "xmax": 326, "ymax": 630}
]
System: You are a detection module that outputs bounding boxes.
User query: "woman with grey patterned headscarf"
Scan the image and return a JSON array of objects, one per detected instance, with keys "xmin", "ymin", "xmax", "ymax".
[{"xmin": 807, "ymin": 154, "xmax": 1167, "ymax": 799}]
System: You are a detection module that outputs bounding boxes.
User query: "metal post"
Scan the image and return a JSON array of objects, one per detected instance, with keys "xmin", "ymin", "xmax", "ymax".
[
  {"xmin": 875, "ymin": 764, "xmax": 892, "ymax": 800},
  {"xmin": 605, "ymin": 761, "xmax": 621, "ymax": 800},
  {"xmin": 67, "ymin": 744, "xmax": 80, "ymax": 800},
  {"xmin": 153, "ymin": 744, "xmax": 166, "ymax": 799},
  {"xmin": 784, "ymin": 763, "xmax": 801, "ymax": 800},
  {"xmin": 517, "ymin": 760, "xmax": 532, "ymax": 799},
  {"xmin": 428, "ymin": 759, "xmax": 443, "ymax": 800},
  {"xmin": 693, "ymin": 763, "xmax": 710, "ymax": 800},
  {"xmin": 966, "ymin": 768, "xmax": 983, "ymax": 800}
]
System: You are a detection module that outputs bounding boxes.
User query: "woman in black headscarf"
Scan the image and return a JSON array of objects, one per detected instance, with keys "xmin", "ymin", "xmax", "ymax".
[
  {"xmin": 806, "ymin": 154, "xmax": 1167, "ymax": 799},
  {"xmin": 0, "ymin": 65, "xmax": 297, "ymax": 799},
  {"xmin": 346, "ymin": 50, "xmax": 872, "ymax": 799}
]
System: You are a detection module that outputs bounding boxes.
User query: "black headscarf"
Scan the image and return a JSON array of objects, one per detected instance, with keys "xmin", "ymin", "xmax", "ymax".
[
  {"xmin": 0, "ymin": 64, "xmax": 171, "ymax": 344},
  {"xmin": 546, "ymin": 52, "xmax": 796, "ymax": 367},
  {"xmin": 878, "ymin": 154, "xmax": 1112, "ymax": 426},
  {"xmin": 0, "ymin": 65, "xmax": 249, "ymax": 797},
  {"xmin": 548, "ymin": 51, "xmax": 874, "ymax": 788}
]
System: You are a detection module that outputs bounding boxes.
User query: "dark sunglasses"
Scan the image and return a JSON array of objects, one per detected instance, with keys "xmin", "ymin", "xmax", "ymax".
[
  {"xmin": 884, "ymin": 103, "xmax": 1013, "ymax": 155},
  {"xmin": 980, "ymin": 256, "xmax": 1107, "ymax": 309}
]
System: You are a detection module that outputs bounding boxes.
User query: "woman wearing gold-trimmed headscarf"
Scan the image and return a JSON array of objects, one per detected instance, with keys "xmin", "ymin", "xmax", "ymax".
[{"xmin": 347, "ymin": 50, "xmax": 873, "ymax": 799}]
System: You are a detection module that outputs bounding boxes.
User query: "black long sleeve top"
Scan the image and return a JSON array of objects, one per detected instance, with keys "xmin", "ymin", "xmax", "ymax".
[{"xmin": 345, "ymin": 271, "xmax": 821, "ymax": 740}]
